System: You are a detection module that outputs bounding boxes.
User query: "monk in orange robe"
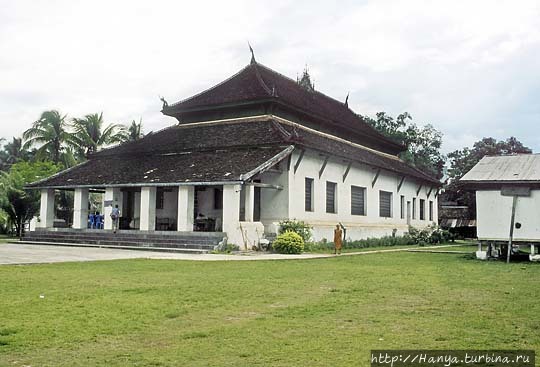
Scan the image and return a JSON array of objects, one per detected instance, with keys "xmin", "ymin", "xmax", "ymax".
[{"xmin": 334, "ymin": 224, "xmax": 343, "ymax": 255}]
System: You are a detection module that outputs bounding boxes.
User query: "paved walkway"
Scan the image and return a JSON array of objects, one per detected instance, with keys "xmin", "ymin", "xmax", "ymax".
[
  {"xmin": 0, "ymin": 243, "xmax": 466, "ymax": 265},
  {"xmin": 0, "ymin": 243, "xmax": 331, "ymax": 265}
]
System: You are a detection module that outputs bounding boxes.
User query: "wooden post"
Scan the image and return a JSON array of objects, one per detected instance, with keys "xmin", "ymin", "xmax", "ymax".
[{"xmin": 506, "ymin": 195, "xmax": 518, "ymax": 264}]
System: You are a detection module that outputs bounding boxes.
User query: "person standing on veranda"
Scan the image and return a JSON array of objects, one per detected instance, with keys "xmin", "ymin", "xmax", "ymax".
[{"xmin": 111, "ymin": 205, "xmax": 120, "ymax": 234}]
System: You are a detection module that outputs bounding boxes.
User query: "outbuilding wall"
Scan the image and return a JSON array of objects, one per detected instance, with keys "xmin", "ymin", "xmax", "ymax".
[
  {"xmin": 284, "ymin": 149, "xmax": 438, "ymax": 241},
  {"xmin": 476, "ymin": 189, "xmax": 540, "ymax": 241}
]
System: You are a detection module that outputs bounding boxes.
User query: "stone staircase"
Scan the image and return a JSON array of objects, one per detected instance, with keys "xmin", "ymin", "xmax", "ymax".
[{"xmin": 21, "ymin": 229, "xmax": 225, "ymax": 254}]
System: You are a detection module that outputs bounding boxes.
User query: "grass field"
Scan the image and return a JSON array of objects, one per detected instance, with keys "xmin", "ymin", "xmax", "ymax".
[{"xmin": 1, "ymin": 251, "xmax": 539, "ymax": 366}]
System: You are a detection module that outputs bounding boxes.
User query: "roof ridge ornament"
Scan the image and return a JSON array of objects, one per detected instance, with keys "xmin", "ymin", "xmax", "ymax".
[
  {"xmin": 248, "ymin": 42, "xmax": 256, "ymax": 64},
  {"xmin": 159, "ymin": 96, "xmax": 168, "ymax": 109},
  {"xmin": 298, "ymin": 65, "xmax": 315, "ymax": 92},
  {"xmin": 345, "ymin": 92, "xmax": 349, "ymax": 107}
]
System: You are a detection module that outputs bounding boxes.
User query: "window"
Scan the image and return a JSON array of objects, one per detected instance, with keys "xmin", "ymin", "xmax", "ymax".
[
  {"xmin": 429, "ymin": 200, "xmax": 434, "ymax": 221},
  {"xmin": 400, "ymin": 195, "xmax": 405, "ymax": 219},
  {"xmin": 379, "ymin": 191, "xmax": 392, "ymax": 218},
  {"xmin": 305, "ymin": 178, "xmax": 314, "ymax": 212},
  {"xmin": 412, "ymin": 198, "xmax": 417, "ymax": 219},
  {"xmin": 156, "ymin": 189, "xmax": 165, "ymax": 209},
  {"xmin": 326, "ymin": 181, "xmax": 337, "ymax": 213},
  {"xmin": 214, "ymin": 188, "xmax": 223, "ymax": 210},
  {"xmin": 420, "ymin": 199, "xmax": 425, "ymax": 220},
  {"xmin": 351, "ymin": 186, "xmax": 366, "ymax": 216}
]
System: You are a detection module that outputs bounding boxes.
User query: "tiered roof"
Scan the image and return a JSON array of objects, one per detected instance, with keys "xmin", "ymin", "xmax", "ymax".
[
  {"xmin": 28, "ymin": 117, "xmax": 440, "ymax": 189},
  {"xmin": 162, "ymin": 61, "xmax": 405, "ymax": 155}
]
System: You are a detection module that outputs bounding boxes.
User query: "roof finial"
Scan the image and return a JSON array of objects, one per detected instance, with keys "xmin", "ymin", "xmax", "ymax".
[
  {"xmin": 159, "ymin": 95, "xmax": 168, "ymax": 109},
  {"xmin": 248, "ymin": 42, "xmax": 256, "ymax": 64},
  {"xmin": 298, "ymin": 65, "xmax": 315, "ymax": 92},
  {"xmin": 345, "ymin": 92, "xmax": 349, "ymax": 107}
]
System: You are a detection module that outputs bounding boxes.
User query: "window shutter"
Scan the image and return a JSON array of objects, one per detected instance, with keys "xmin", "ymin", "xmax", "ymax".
[
  {"xmin": 326, "ymin": 181, "xmax": 336, "ymax": 213},
  {"xmin": 351, "ymin": 186, "xmax": 365, "ymax": 215},
  {"xmin": 379, "ymin": 191, "xmax": 392, "ymax": 218},
  {"xmin": 305, "ymin": 178, "xmax": 314, "ymax": 212}
]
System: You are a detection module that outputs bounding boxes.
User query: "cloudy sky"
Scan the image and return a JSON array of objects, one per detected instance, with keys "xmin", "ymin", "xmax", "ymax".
[{"xmin": 1, "ymin": 0, "xmax": 539, "ymax": 153}]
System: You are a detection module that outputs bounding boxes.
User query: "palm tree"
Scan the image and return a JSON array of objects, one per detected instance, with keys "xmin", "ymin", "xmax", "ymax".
[
  {"xmin": 3, "ymin": 137, "xmax": 33, "ymax": 164},
  {"xmin": 70, "ymin": 113, "xmax": 127, "ymax": 157},
  {"xmin": 126, "ymin": 119, "xmax": 144, "ymax": 142},
  {"xmin": 23, "ymin": 110, "xmax": 70, "ymax": 164}
]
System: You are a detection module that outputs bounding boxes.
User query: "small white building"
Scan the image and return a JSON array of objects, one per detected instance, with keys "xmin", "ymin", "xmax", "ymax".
[
  {"xmin": 461, "ymin": 154, "xmax": 540, "ymax": 261},
  {"xmin": 26, "ymin": 59, "xmax": 440, "ymax": 250}
]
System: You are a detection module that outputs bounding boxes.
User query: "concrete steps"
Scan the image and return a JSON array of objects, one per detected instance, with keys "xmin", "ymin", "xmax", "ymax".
[{"xmin": 22, "ymin": 230, "xmax": 224, "ymax": 254}]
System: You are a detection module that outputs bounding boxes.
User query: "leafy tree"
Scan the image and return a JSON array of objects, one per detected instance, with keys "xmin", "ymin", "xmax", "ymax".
[
  {"xmin": 444, "ymin": 137, "xmax": 532, "ymax": 217},
  {"xmin": 23, "ymin": 110, "xmax": 71, "ymax": 164},
  {"xmin": 70, "ymin": 112, "xmax": 127, "ymax": 157},
  {"xmin": 363, "ymin": 112, "xmax": 445, "ymax": 179},
  {"xmin": 0, "ymin": 161, "xmax": 60, "ymax": 237}
]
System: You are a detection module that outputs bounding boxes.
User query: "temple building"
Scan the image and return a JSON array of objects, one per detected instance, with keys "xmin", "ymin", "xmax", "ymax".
[{"xmin": 26, "ymin": 57, "xmax": 440, "ymax": 250}]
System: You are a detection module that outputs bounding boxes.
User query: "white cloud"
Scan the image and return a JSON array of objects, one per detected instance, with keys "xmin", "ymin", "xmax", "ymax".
[{"xmin": 1, "ymin": 0, "xmax": 539, "ymax": 154}]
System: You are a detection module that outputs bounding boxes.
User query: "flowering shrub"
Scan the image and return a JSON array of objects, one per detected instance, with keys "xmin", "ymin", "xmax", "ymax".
[
  {"xmin": 272, "ymin": 231, "xmax": 304, "ymax": 254},
  {"xmin": 278, "ymin": 219, "xmax": 312, "ymax": 242}
]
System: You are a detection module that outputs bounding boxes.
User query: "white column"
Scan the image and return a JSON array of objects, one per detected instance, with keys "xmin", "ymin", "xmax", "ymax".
[
  {"xmin": 104, "ymin": 187, "xmax": 122, "ymax": 230},
  {"xmin": 244, "ymin": 184, "xmax": 255, "ymax": 222},
  {"xmin": 72, "ymin": 188, "xmax": 89, "ymax": 229},
  {"xmin": 140, "ymin": 186, "xmax": 156, "ymax": 231},
  {"xmin": 177, "ymin": 186, "xmax": 194, "ymax": 231},
  {"xmin": 38, "ymin": 189, "xmax": 55, "ymax": 228},
  {"xmin": 222, "ymin": 184, "xmax": 241, "ymax": 237}
]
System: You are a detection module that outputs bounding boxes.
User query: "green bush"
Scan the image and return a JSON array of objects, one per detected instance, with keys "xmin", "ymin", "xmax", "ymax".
[
  {"xmin": 278, "ymin": 220, "xmax": 312, "ymax": 243},
  {"xmin": 344, "ymin": 235, "xmax": 414, "ymax": 249},
  {"xmin": 407, "ymin": 224, "xmax": 454, "ymax": 246},
  {"xmin": 304, "ymin": 235, "xmax": 414, "ymax": 252},
  {"xmin": 272, "ymin": 231, "xmax": 304, "ymax": 254}
]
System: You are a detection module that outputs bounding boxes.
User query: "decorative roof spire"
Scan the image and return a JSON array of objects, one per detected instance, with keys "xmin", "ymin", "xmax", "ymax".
[
  {"xmin": 159, "ymin": 95, "xmax": 168, "ymax": 109},
  {"xmin": 248, "ymin": 42, "xmax": 256, "ymax": 64},
  {"xmin": 298, "ymin": 65, "xmax": 315, "ymax": 92},
  {"xmin": 344, "ymin": 92, "xmax": 349, "ymax": 107}
]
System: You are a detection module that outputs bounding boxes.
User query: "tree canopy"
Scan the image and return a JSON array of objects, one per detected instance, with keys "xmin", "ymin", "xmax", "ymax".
[
  {"xmin": 22, "ymin": 110, "xmax": 71, "ymax": 164},
  {"xmin": 70, "ymin": 112, "xmax": 127, "ymax": 158},
  {"xmin": 443, "ymin": 136, "xmax": 532, "ymax": 217},
  {"xmin": 363, "ymin": 112, "xmax": 445, "ymax": 179},
  {"xmin": 0, "ymin": 161, "xmax": 60, "ymax": 236}
]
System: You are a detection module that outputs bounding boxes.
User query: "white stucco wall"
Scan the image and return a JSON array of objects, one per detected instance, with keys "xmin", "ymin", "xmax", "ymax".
[
  {"xmin": 476, "ymin": 189, "xmax": 540, "ymax": 242},
  {"xmin": 255, "ymin": 162, "xmax": 290, "ymax": 234},
  {"xmin": 284, "ymin": 149, "xmax": 438, "ymax": 241}
]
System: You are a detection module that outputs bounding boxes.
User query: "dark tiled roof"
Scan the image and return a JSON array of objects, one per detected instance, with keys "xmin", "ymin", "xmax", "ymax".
[
  {"xmin": 27, "ymin": 146, "xmax": 289, "ymax": 188},
  {"xmin": 92, "ymin": 118, "xmax": 285, "ymax": 157},
  {"xmin": 163, "ymin": 62, "xmax": 404, "ymax": 153},
  {"xmin": 275, "ymin": 121, "xmax": 440, "ymax": 185},
  {"xmin": 28, "ymin": 117, "xmax": 440, "ymax": 188}
]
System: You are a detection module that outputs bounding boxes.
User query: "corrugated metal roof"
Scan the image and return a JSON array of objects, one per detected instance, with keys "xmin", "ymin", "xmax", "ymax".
[{"xmin": 461, "ymin": 154, "xmax": 540, "ymax": 182}]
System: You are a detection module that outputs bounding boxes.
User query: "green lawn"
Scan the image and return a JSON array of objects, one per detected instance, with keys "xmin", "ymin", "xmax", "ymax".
[
  {"xmin": 1, "ymin": 252, "xmax": 539, "ymax": 366},
  {"xmin": 0, "ymin": 234, "xmax": 12, "ymax": 244}
]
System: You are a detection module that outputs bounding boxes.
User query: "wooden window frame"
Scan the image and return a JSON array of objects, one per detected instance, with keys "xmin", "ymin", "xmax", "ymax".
[
  {"xmin": 379, "ymin": 190, "xmax": 393, "ymax": 218},
  {"xmin": 326, "ymin": 181, "xmax": 337, "ymax": 214},
  {"xmin": 351, "ymin": 185, "xmax": 366, "ymax": 216}
]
